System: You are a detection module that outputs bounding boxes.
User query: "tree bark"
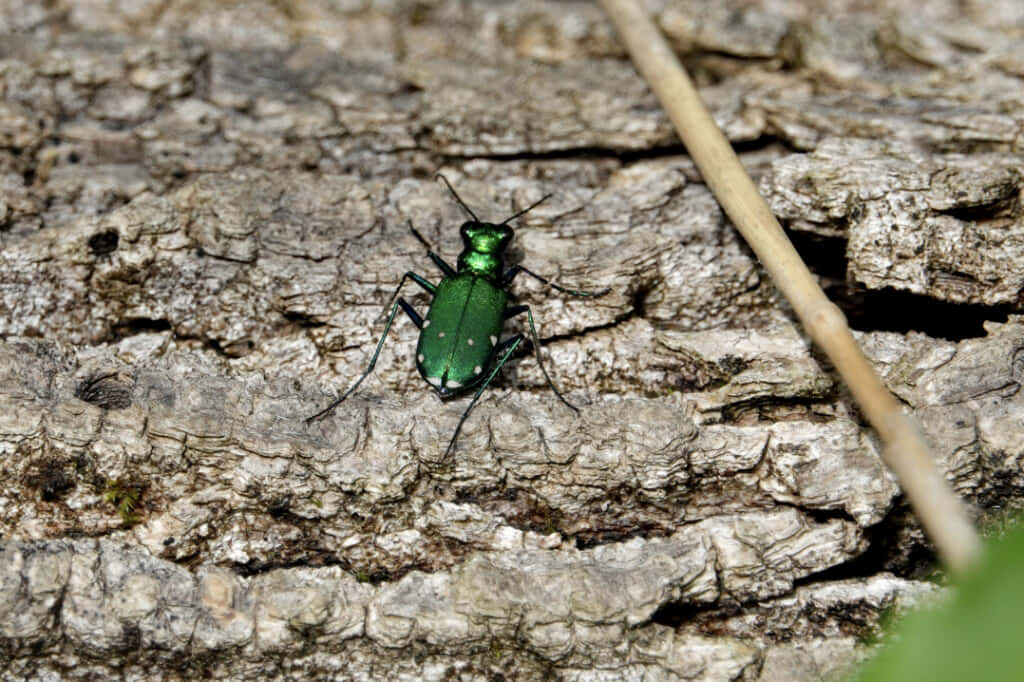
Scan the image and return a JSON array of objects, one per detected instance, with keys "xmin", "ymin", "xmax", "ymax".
[{"xmin": 2, "ymin": 1, "xmax": 1022, "ymax": 679}]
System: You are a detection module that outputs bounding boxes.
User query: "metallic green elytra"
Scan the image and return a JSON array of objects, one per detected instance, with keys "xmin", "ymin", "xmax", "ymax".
[
  {"xmin": 417, "ymin": 275, "xmax": 506, "ymax": 395},
  {"xmin": 308, "ymin": 175, "xmax": 609, "ymax": 456}
]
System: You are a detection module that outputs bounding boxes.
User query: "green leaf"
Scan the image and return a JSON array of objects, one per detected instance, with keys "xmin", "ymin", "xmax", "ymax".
[{"xmin": 852, "ymin": 521, "xmax": 1024, "ymax": 682}]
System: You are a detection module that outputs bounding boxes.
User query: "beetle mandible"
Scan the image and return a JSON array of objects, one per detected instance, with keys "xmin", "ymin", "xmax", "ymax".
[{"xmin": 308, "ymin": 175, "xmax": 608, "ymax": 456}]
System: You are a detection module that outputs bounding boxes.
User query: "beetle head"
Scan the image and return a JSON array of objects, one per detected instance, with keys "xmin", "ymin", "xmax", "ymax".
[{"xmin": 460, "ymin": 221, "xmax": 513, "ymax": 254}]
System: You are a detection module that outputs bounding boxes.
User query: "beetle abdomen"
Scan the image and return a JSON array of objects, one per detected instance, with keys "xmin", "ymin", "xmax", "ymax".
[{"xmin": 417, "ymin": 273, "xmax": 506, "ymax": 394}]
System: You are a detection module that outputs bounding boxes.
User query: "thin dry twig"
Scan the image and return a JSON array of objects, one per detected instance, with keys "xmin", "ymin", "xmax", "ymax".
[{"xmin": 598, "ymin": 0, "xmax": 982, "ymax": 575}]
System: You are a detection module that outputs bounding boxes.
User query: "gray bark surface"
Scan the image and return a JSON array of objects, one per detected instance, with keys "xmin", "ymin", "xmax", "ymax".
[{"xmin": 1, "ymin": 1, "xmax": 1021, "ymax": 679}]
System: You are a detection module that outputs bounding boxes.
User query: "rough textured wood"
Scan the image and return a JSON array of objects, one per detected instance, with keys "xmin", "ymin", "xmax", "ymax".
[
  {"xmin": 764, "ymin": 138, "xmax": 1024, "ymax": 307},
  {"xmin": 1, "ymin": 0, "xmax": 1022, "ymax": 680},
  {"xmin": 601, "ymin": 0, "xmax": 981, "ymax": 575}
]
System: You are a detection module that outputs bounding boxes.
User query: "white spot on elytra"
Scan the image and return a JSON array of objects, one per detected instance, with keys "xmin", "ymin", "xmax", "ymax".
[
  {"xmin": 490, "ymin": 335, "xmax": 497, "ymax": 346},
  {"xmin": 438, "ymin": 331, "xmax": 445, "ymax": 338},
  {"xmin": 446, "ymin": 380, "xmax": 463, "ymax": 389},
  {"xmin": 417, "ymin": 354, "xmax": 424, "ymax": 363},
  {"xmin": 426, "ymin": 376, "xmax": 442, "ymax": 387},
  {"xmin": 423, "ymin": 319, "xmax": 431, "ymax": 328},
  {"xmin": 467, "ymin": 337, "xmax": 474, "ymax": 346},
  {"xmin": 474, "ymin": 366, "xmax": 482, "ymax": 375}
]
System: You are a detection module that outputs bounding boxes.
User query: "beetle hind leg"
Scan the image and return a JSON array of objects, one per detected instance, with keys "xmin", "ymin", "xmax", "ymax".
[
  {"xmin": 505, "ymin": 304, "xmax": 580, "ymax": 414},
  {"xmin": 444, "ymin": 335, "xmax": 524, "ymax": 457}
]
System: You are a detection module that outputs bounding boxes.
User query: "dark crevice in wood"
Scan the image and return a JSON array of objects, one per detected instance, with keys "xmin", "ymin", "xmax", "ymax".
[
  {"xmin": 437, "ymin": 135, "xmax": 793, "ymax": 165},
  {"xmin": 785, "ymin": 229, "xmax": 1015, "ymax": 340},
  {"xmin": 934, "ymin": 194, "xmax": 1019, "ymax": 223},
  {"xmin": 794, "ymin": 504, "xmax": 937, "ymax": 585},
  {"xmin": 838, "ymin": 287, "xmax": 1013, "ymax": 341},
  {"xmin": 110, "ymin": 318, "xmax": 172, "ymax": 339}
]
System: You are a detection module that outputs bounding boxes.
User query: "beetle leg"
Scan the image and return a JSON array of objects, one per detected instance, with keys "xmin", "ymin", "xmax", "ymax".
[
  {"xmin": 427, "ymin": 253, "xmax": 457, "ymax": 279},
  {"xmin": 409, "ymin": 221, "xmax": 457, "ymax": 278},
  {"xmin": 505, "ymin": 305, "xmax": 580, "ymax": 414},
  {"xmin": 391, "ymin": 270, "xmax": 436, "ymax": 300},
  {"xmin": 397, "ymin": 299, "xmax": 423, "ymax": 328},
  {"xmin": 504, "ymin": 304, "xmax": 528, "ymax": 320},
  {"xmin": 444, "ymin": 335, "xmax": 524, "ymax": 457},
  {"xmin": 502, "ymin": 265, "xmax": 609, "ymax": 297},
  {"xmin": 377, "ymin": 270, "xmax": 435, "ymax": 324},
  {"xmin": 308, "ymin": 289, "xmax": 426, "ymax": 424}
]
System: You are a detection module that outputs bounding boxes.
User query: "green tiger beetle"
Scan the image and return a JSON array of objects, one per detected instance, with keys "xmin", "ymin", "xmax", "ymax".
[{"xmin": 308, "ymin": 175, "xmax": 608, "ymax": 455}]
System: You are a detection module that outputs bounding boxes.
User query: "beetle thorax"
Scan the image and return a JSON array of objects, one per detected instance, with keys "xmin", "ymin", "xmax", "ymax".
[{"xmin": 456, "ymin": 221, "xmax": 511, "ymax": 279}]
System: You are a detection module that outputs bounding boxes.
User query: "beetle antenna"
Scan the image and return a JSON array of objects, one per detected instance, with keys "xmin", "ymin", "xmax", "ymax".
[
  {"xmin": 408, "ymin": 221, "xmax": 434, "ymax": 251},
  {"xmin": 436, "ymin": 174, "xmax": 480, "ymax": 222},
  {"xmin": 499, "ymin": 193, "xmax": 552, "ymax": 225}
]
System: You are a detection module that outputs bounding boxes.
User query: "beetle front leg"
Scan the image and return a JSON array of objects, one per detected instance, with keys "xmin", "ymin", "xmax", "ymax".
[
  {"xmin": 408, "ymin": 221, "xmax": 457, "ymax": 278},
  {"xmin": 505, "ymin": 304, "xmax": 579, "ymax": 414},
  {"xmin": 502, "ymin": 265, "xmax": 609, "ymax": 297}
]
